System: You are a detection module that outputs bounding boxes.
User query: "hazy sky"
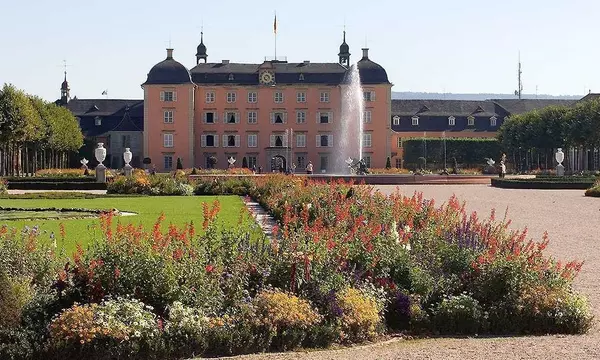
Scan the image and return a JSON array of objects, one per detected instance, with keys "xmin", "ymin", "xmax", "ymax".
[{"xmin": 1, "ymin": 0, "xmax": 598, "ymax": 101}]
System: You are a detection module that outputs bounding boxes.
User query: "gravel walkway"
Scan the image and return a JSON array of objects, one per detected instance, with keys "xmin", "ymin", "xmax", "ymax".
[{"xmin": 207, "ymin": 185, "xmax": 600, "ymax": 360}]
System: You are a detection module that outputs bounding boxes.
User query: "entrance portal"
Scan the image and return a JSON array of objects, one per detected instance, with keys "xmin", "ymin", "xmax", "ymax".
[{"xmin": 270, "ymin": 155, "xmax": 286, "ymax": 172}]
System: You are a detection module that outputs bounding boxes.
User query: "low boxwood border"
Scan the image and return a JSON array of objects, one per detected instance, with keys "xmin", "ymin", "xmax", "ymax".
[
  {"xmin": 491, "ymin": 178, "xmax": 595, "ymax": 189},
  {"xmin": 5, "ymin": 177, "xmax": 96, "ymax": 183},
  {"xmin": 6, "ymin": 182, "xmax": 107, "ymax": 190}
]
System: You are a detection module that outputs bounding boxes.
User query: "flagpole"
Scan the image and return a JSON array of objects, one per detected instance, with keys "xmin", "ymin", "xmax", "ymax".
[{"xmin": 274, "ymin": 11, "xmax": 277, "ymax": 61}]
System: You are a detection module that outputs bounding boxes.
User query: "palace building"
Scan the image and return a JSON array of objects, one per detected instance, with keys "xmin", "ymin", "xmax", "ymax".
[{"xmin": 142, "ymin": 32, "xmax": 392, "ymax": 172}]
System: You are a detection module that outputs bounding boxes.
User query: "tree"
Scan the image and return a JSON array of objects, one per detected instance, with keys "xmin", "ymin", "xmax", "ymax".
[
  {"xmin": 176, "ymin": 157, "xmax": 183, "ymax": 170},
  {"xmin": 385, "ymin": 156, "xmax": 391, "ymax": 169},
  {"xmin": 242, "ymin": 156, "xmax": 248, "ymax": 168},
  {"xmin": 207, "ymin": 156, "xmax": 217, "ymax": 169}
]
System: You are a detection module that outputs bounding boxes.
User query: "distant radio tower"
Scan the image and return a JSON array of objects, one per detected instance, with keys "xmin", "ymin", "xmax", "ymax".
[{"xmin": 514, "ymin": 52, "xmax": 523, "ymax": 100}]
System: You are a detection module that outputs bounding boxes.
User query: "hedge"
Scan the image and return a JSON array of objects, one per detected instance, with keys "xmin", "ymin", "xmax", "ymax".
[
  {"xmin": 585, "ymin": 186, "xmax": 600, "ymax": 197},
  {"xmin": 402, "ymin": 138, "xmax": 502, "ymax": 168},
  {"xmin": 491, "ymin": 178, "xmax": 595, "ymax": 189},
  {"xmin": 5, "ymin": 177, "xmax": 96, "ymax": 183},
  {"xmin": 6, "ymin": 182, "xmax": 107, "ymax": 191}
]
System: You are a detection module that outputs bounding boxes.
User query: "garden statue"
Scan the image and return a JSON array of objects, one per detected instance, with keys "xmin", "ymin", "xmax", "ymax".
[
  {"xmin": 80, "ymin": 158, "xmax": 89, "ymax": 176},
  {"xmin": 452, "ymin": 157, "xmax": 458, "ymax": 175},
  {"xmin": 123, "ymin": 148, "xmax": 133, "ymax": 176},
  {"xmin": 556, "ymin": 148, "xmax": 565, "ymax": 176},
  {"xmin": 227, "ymin": 157, "xmax": 236, "ymax": 169},
  {"xmin": 94, "ymin": 143, "xmax": 107, "ymax": 183}
]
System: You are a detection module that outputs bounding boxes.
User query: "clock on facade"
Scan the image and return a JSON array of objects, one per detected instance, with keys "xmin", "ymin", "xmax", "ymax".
[{"xmin": 260, "ymin": 70, "xmax": 275, "ymax": 85}]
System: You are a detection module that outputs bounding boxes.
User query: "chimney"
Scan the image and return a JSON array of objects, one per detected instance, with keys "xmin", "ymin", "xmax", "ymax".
[
  {"xmin": 166, "ymin": 48, "xmax": 174, "ymax": 59},
  {"xmin": 303, "ymin": 60, "xmax": 310, "ymax": 64},
  {"xmin": 222, "ymin": 60, "xmax": 230, "ymax": 64},
  {"xmin": 361, "ymin": 48, "xmax": 369, "ymax": 59}
]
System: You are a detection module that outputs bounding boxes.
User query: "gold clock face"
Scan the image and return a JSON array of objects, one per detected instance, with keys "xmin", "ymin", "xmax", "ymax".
[{"xmin": 261, "ymin": 71, "xmax": 274, "ymax": 84}]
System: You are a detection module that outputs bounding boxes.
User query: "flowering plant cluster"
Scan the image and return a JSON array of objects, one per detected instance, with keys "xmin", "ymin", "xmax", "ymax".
[
  {"xmin": 107, "ymin": 173, "xmax": 194, "ymax": 196},
  {"xmin": 0, "ymin": 178, "xmax": 8, "ymax": 194}
]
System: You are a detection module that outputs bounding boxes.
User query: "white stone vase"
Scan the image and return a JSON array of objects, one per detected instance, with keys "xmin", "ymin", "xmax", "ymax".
[
  {"xmin": 555, "ymin": 148, "xmax": 565, "ymax": 165},
  {"xmin": 95, "ymin": 143, "xmax": 106, "ymax": 165},
  {"xmin": 123, "ymin": 148, "xmax": 132, "ymax": 166}
]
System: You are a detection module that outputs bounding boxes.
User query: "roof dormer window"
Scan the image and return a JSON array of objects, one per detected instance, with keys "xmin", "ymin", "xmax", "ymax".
[
  {"xmin": 94, "ymin": 116, "xmax": 102, "ymax": 126},
  {"xmin": 228, "ymin": 73, "xmax": 234, "ymax": 81},
  {"xmin": 411, "ymin": 116, "xmax": 419, "ymax": 126},
  {"xmin": 448, "ymin": 116, "xmax": 456, "ymax": 126},
  {"xmin": 299, "ymin": 73, "xmax": 305, "ymax": 81}
]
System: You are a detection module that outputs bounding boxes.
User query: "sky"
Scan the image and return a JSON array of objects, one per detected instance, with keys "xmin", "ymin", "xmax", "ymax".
[{"xmin": 1, "ymin": 0, "xmax": 599, "ymax": 101}]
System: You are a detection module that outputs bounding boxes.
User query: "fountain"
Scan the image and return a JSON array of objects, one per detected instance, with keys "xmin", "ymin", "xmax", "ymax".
[{"xmin": 335, "ymin": 63, "xmax": 365, "ymax": 174}]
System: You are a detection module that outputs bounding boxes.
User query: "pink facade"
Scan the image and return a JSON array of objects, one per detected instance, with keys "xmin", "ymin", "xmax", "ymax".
[{"xmin": 143, "ymin": 41, "xmax": 392, "ymax": 172}]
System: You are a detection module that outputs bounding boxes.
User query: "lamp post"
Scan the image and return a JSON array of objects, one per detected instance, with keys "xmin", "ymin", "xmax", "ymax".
[
  {"xmin": 443, "ymin": 131, "xmax": 447, "ymax": 171},
  {"xmin": 123, "ymin": 148, "xmax": 133, "ymax": 176},
  {"xmin": 94, "ymin": 143, "xmax": 107, "ymax": 183},
  {"xmin": 556, "ymin": 148, "xmax": 565, "ymax": 176}
]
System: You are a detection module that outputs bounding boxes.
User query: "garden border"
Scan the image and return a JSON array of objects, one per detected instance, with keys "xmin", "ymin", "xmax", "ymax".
[{"xmin": 491, "ymin": 178, "xmax": 595, "ymax": 189}]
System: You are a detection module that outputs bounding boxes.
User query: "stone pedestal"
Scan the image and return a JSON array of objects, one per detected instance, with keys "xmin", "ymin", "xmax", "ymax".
[
  {"xmin": 557, "ymin": 164, "xmax": 565, "ymax": 176},
  {"xmin": 124, "ymin": 164, "xmax": 133, "ymax": 177},
  {"xmin": 96, "ymin": 164, "xmax": 107, "ymax": 183}
]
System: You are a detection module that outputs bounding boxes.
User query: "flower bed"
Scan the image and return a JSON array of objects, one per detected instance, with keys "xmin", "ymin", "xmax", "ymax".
[
  {"xmin": 491, "ymin": 177, "xmax": 596, "ymax": 189},
  {"xmin": 107, "ymin": 172, "xmax": 194, "ymax": 196},
  {"xmin": 0, "ymin": 175, "xmax": 593, "ymax": 359}
]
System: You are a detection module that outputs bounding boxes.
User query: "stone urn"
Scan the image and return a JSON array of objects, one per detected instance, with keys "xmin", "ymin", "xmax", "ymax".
[
  {"xmin": 95, "ymin": 143, "xmax": 107, "ymax": 165},
  {"xmin": 556, "ymin": 148, "xmax": 565, "ymax": 176},
  {"xmin": 123, "ymin": 148, "xmax": 132, "ymax": 166}
]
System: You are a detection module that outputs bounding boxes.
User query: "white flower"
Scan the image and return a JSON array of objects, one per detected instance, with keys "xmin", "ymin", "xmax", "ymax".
[
  {"xmin": 402, "ymin": 242, "xmax": 411, "ymax": 252},
  {"xmin": 390, "ymin": 221, "xmax": 400, "ymax": 244},
  {"xmin": 403, "ymin": 225, "xmax": 411, "ymax": 233}
]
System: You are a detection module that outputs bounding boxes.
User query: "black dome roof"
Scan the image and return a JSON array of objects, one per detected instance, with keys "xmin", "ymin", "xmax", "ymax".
[
  {"xmin": 197, "ymin": 43, "xmax": 207, "ymax": 56},
  {"xmin": 357, "ymin": 49, "xmax": 389, "ymax": 84},
  {"xmin": 338, "ymin": 31, "xmax": 350, "ymax": 55},
  {"xmin": 143, "ymin": 49, "xmax": 192, "ymax": 85}
]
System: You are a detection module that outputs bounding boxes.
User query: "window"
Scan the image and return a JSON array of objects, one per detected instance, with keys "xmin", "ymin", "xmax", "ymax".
[
  {"xmin": 160, "ymin": 91, "xmax": 176, "ymax": 102},
  {"xmin": 363, "ymin": 133, "xmax": 372, "ymax": 148},
  {"xmin": 320, "ymin": 91, "xmax": 330, "ymax": 103},
  {"xmin": 363, "ymin": 91, "xmax": 375, "ymax": 102},
  {"xmin": 205, "ymin": 91, "xmax": 215, "ymax": 103},
  {"xmin": 296, "ymin": 133, "xmax": 306, "ymax": 147},
  {"xmin": 274, "ymin": 91, "xmax": 284, "ymax": 103},
  {"xmin": 204, "ymin": 112, "xmax": 216, "ymax": 124},
  {"xmin": 248, "ymin": 134, "xmax": 258, "ymax": 148},
  {"xmin": 490, "ymin": 116, "xmax": 497, "ymax": 127},
  {"xmin": 271, "ymin": 112, "xmax": 286, "ymax": 124},
  {"xmin": 164, "ymin": 156, "xmax": 173, "ymax": 170},
  {"xmin": 247, "ymin": 111, "xmax": 257, "ymax": 124},
  {"xmin": 223, "ymin": 134, "xmax": 240, "ymax": 148},
  {"xmin": 296, "ymin": 110, "xmax": 306, "ymax": 124},
  {"xmin": 299, "ymin": 74, "xmax": 305, "ymax": 81},
  {"xmin": 320, "ymin": 155, "xmax": 328, "ymax": 171},
  {"xmin": 393, "ymin": 116, "xmax": 400, "ymax": 125},
  {"xmin": 318, "ymin": 112, "xmax": 331, "ymax": 124},
  {"xmin": 163, "ymin": 133, "xmax": 173, "ymax": 148},
  {"xmin": 226, "ymin": 92, "xmax": 236, "ymax": 103},
  {"xmin": 448, "ymin": 116, "xmax": 456, "ymax": 126},
  {"xmin": 228, "ymin": 74, "xmax": 234, "ymax": 81},
  {"xmin": 363, "ymin": 111, "xmax": 372, "ymax": 124},
  {"xmin": 397, "ymin": 137, "xmax": 403, "ymax": 148},
  {"xmin": 225, "ymin": 112, "xmax": 239, "ymax": 124},
  {"xmin": 247, "ymin": 156, "xmax": 257, "ymax": 169},
  {"xmin": 247, "ymin": 91, "xmax": 257, "ymax": 103},
  {"xmin": 201, "ymin": 134, "xmax": 218, "ymax": 147},
  {"xmin": 363, "ymin": 156, "xmax": 371, "ymax": 168},
  {"xmin": 411, "ymin": 116, "xmax": 419, "ymax": 126},
  {"xmin": 163, "ymin": 110, "xmax": 174, "ymax": 124},
  {"xmin": 296, "ymin": 91, "xmax": 306, "ymax": 103},
  {"xmin": 316, "ymin": 134, "xmax": 333, "ymax": 147},
  {"xmin": 297, "ymin": 156, "xmax": 306, "ymax": 169},
  {"xmin": 468, "ymin": 116, "xmax": 475, "ymax": 126},
  {"xmin": 395, "ymin": 158, "xmax": 402, "ymax": 168},
  {"xmin": 94, "ymin": 116, "xmax": 102, "ymax": 126},
  {"xmin": 270, "ymin": 134, "xmax": 287, "ymax": 147},
  {"xmin": 122, "ymin": 135, "xmax": 131, "ymax": 148}
]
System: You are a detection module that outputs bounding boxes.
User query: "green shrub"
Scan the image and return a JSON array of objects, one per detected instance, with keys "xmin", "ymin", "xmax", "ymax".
[
  {"xmin": 585, "ymin": 184, "xmax": 600, "ymax": 197},
  {"xmin": 0, "ymin": 179, "xmax": 7, "ymax": 194},
  {"xmin": 0, "ymin": 327, "xmax": 41, "ymax": 360},
  {"xmin": 334, "ymin": 288, "xmax": 382, "ymax": 343},
  {"xmin": 0, "ymin": 272, "xmax": 33, "ymax": 329},
  {"xmin": 433, "ymin": 293, "xmax": 483, "ymax": 334},
  {"xmin": 403, "ymin": 138, "xmax": 501, "ymax": 169},
  {"xmin": 163, "ymin": 302, "xmax": 208, "ymax": 358}
]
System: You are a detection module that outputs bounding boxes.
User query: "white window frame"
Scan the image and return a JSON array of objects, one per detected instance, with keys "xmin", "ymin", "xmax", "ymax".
[
  {"xmin": 164, "ymin": 155, "xmax": 173, "ymax": 170},
  {"xmin": 468, "ymin": 116, "xmax": 475, "ymax": 126},
  {"xmin": 247, "ymin": 111, "xmax": 257, "ymax": 124},
  {"xmin": 363, "ymin": 90, "xmax": 375, "ymax": 102},
  {"xmin": 160, "ymin": 90, "xmax": 176, "ymax": 102},
  {"xmin": 270, "ymin": 134, "xmax": 288, "ymax": 147},
  {"xmin": 226, "ymin": 91, "xmax": 237, "ymax": 103},
  {"xmin": 363, "ymin": 110, "xmax": 372, "ymax": 124},
  {"xmin": 204, "ymin": 112, "xmax": 217, "ymax": 124},
  {"xmin": 163, "ymin": 133, "xmax": 174, "ymax": 148},
  {"xmin": 490, "ymin": 116, "xmax": 497, "ymax": 127},
  {"xmin": 94, "ymin": 116, "xmax": 102, "ymax": 126},
  {"xmin": 201, "ymin": 134, "xmax": 219, "ymax": 148},
  {"xmin": 274, "ymin": 91, "xmax": 284, "ymax": 103},
  {"xmin": 271, "ymin": 111, "xmax": 287, "ymax": 124},
  {"xmin": 296, "ymin": 133, "xmax": 306, "ymax": 148},
  {"xmin": 248, "ymin": 134, "xmax": 258, "ymax": 148},
  {"xmin": 318, "ymin": 111, "xmax": 332, "ymax": 124},
  {"xmin": 163, "ymin": 110, "xmax": 174, "ymax": 124},
  {"xmin": 296, "ymin": 91, "xmax": 306, "ymax": 103},
  {"xmin": 395, "ymin": 158, "xmax": 402, "ymax": 168},
  {"xmin": 296, "ymin": 110, "xmax": 306, "ymax": 124},
  {"xmin": 363, "ymin": 133, "xmax": 372, "ymax": 148},
  {"xmin": 225, "ymin": 111, "xmax": 239, "ymax": 124},
  {"xmin": 397, "ymin": 137, "xmax": 403, "ymax": 148},
  {"xmin": 411, "ymin": 116, "xmax": 419, "ymax": 126},
  {"xmin": 316, "ymin": 134, "xmax": 333, "ymax": 147},
  {"xmin": 205, "ymin": 91, "xmax": 215, "ymax": 103},
  {"xmin": 363, "ymin": 156, "xmax": 372, "ymax": 168},
  {"xmin": 392, "ymin": 116, "xmax": 400, "ymax": 125},
  {"xmin": 448, "ymin": 116, "xmax": 456, "ymax": 126},
  {"xmin": 247, "ymin": 91, "xmax": 257, "ymax": 103},
  {"xmin": 222, "ymin": 134, "xmax": 241, "ymax": 148},
  {"xmin": 320, "ymin": 91, "xmax": 330, "ymax": 103}
]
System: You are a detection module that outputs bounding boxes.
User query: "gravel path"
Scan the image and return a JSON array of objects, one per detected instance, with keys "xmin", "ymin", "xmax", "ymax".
[{"xmin": 207, "ymin": 185, "xmax": 600, "ymax": 360}]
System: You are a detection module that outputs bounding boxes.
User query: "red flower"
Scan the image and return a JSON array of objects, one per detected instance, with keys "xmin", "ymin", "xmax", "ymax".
[{"xmin": 205, "ymin": 264, "xmax": 214, "ymax": 273}]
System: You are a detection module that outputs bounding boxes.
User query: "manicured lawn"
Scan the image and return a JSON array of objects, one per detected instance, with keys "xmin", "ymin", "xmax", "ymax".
[{"xmin": 0, "ymin": 195, "xmax": 246, "ymax": 253}]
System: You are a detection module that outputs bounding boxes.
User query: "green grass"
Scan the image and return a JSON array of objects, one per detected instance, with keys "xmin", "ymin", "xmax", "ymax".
[{"xmin": 0, "ymin": 196, "xmax": 246, "ymax": 254}]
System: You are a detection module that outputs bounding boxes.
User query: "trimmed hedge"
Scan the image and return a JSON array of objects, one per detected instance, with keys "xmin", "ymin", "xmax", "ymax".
[
  {"xmin": 0, "ymin": 193, "xmax": 144, "ymax": 200},
  {"xmin": 585, "ymin": 186, "xmax": 600, "ymax": 197},
  {"xmin": 6, "ymin": 182, "xmax": 107, "ymax": 191},
  {"xmin": 5, "ymin": 177, "xmax": 96, "ymax": 183},
  {"xmin": 491, "ymin": 178, "xmax": 595, "ymax": 189},
  {"xmin": 402, "ymin": 138, "xmax": 502, "ymax": 168}
]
